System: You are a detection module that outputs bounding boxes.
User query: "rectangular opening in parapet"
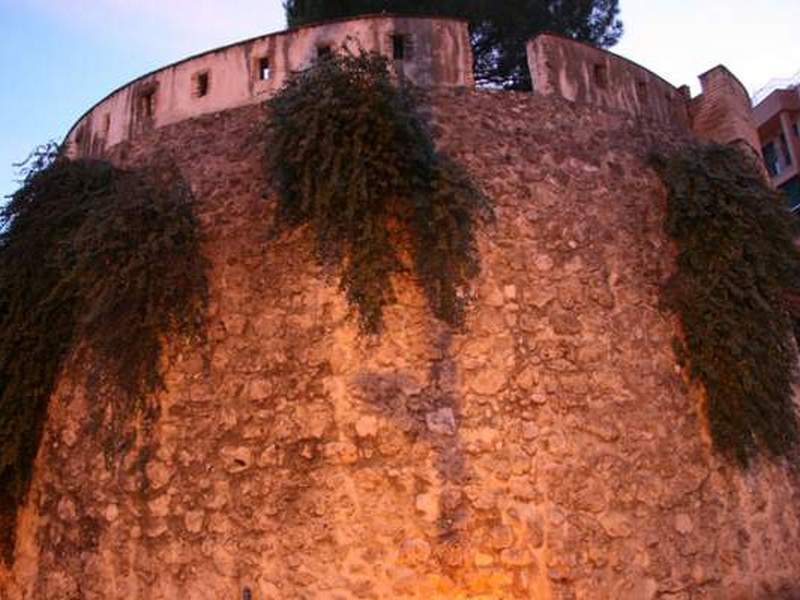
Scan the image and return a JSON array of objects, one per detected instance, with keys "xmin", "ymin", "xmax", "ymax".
[
  {"xmin": 137, "ymin": 89, "xmax": 155, "ymax": 119},
  {"xmin": 392, "ymin": 34, "xmax": 408, "ymax": 60},
  {"xmin": 195, "ymin": 71, "xmax": 210, "ymax": 98},
  {"xmin": 317, "ymin": 45, "xmax": 332, "ymax": 59},
  {"xmin": 593, "ymin": 64, "xmax": 608, "ymax": 89},
  {"xmin": 637, "ymin": 81, "xmax": 648, "ymax": 103},
  {"xmin": 258, "ymin": 56, "xmax": 271, "ymax": 80}
]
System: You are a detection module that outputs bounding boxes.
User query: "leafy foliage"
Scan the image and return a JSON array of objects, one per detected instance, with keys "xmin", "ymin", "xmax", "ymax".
[
  {"xmin": 653, "ymin": 143, "xmax": 800, "ymax": 465},
  {"xmin": 265, "ymin": 49, "xmax": 489, "ymax": 332},
  {"xmin": 283, "ymin": 0, "xmax": 623, "ymax": 90},
  {"xmin": 0, "ymin": 146, "xmax": 207, "ymax": 559}
]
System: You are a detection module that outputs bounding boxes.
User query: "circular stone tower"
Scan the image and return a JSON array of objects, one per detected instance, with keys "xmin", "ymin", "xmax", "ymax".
[{"xmin": 2, "ymin": 15, "xmax": 800, "ymax": 600}]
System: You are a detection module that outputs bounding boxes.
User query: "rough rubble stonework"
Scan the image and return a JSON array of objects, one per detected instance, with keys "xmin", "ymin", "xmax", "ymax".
[{"xmin": 2, "ymin": 90, "xmax": 800, "ymax": 600}]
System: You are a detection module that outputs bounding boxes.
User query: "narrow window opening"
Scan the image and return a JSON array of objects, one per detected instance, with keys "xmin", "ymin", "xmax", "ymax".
[
  {"xmin": 780, "ymin": 133, "xmax": 792, "ymax": 166},
  {"xmin": 392, "ymin": 34, "xmax": 407, "ymax": 61},
  {"xmin": 145, "ymin": 92, "xmax": 154, "ymax": 117},
  {"xmin": 259, "ymin": 56, "xmax": 271, "ymax": 80},
  {"xmin": 138, "ymin": 90, "xmax": 155, "ymax": 119},
  {"xmin": 317, "ymin": 45, "xmax": 332, "ymax": 59},
  {"xmin": 104, "ymin": 114, "xmax": 111, "ymax": 135},
  {"xmin": 593, "ymin": 64, "xmax": 608, "ymax": 89},
  {"xmin": 763, "ymin": 141, "xmax": 779, "ymax": 177},
  {"xmin": 636, "ymin": 81, "xmax": 648, "ymax": 103},
  {"xmin": 196, "ymin": 72, "xmax": 210, "ymax": 98}
]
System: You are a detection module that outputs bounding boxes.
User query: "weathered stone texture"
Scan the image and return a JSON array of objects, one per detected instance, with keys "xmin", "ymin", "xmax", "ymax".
[{"xmin": 2, "ymin": 90, "xmax": 800, "ymax": 599}]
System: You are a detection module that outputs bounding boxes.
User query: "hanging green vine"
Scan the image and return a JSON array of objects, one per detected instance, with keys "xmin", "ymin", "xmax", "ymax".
[
  {"xmin": 653, "ymin": 142, "xmax": 800, "ymax": 466},
  {"xmin": 0, "ymin": 145, "xmax": 207, "ymax": 560},
  {"xmin": 265, "ymin": 49, "xmax": 490, "ymax": 332}
]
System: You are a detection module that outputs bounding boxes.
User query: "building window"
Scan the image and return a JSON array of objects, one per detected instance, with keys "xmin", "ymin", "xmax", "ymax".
[
  {"xmin": 593, "ymin": 64, "xmax": 608, "ymax": 89},
  {"xmin": 779, "ymin": 178, "xmax": 800, "ymax": 213},
  {"xmin": 258, "ymin": 56, "xmax": 271, "ymax": 80},
  {"xmin": 780, "ymin": 133, "xmax": 793, "ymax": 166},
  {"xmin": 391, "ymin": 34, "xmax": 408, "ymax": 61},
  {"xmin": 104, "ymin": 114, "xmax": 111, "ymax": 135},
  {"xmin": 195, "ymin": 71, "xmax": 210, "ymax": 98},
  {"xmin": 763, "ymin": 142, "xmax": 780, "ymax": 177},
  {"xmin": 317, "ymin": 45, "xmax": 332, "ymax": 59}
]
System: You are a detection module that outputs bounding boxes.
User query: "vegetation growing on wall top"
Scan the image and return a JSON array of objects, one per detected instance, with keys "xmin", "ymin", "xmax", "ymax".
[
  {"xmin": 653, "ymin": 143, "xmax": 800, "ymax": 466},
  {"xmin": 265, "ymin": 49, "xmax": 490, "ymax": 332},
  {"xmin": 0, "ymin": 145, "xmax": 207, "ymax": 561}
]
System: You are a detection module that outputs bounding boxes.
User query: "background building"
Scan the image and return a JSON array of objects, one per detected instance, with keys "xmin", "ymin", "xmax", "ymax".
[{"xmin": 753, "ymin": 73, "xmax": 800, "ymax": 210}]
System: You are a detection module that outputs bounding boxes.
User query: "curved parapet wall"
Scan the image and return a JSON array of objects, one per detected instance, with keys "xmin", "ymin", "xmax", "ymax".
[
  {"xmin": 65, "ymin": 14, "xmax": 473, "ymax": 159},
  {"xmin": 526, "ymin": 33, "xmax": 691, "ymax": 128},
  {"xmin": 526, "ymin": 34, "xmax": 764, "ymax": 160}
]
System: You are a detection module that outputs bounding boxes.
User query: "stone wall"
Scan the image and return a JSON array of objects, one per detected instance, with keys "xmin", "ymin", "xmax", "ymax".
[
  {"xmin": 2, "ymin": 90, "xmax": 800, "ymax": 600},
  {"xmin": 65, "ymin": 15, "xmax": 473, "ymax": 159}
]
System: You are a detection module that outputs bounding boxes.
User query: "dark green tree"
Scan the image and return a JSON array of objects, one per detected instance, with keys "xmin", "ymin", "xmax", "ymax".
[{"xmin": 282, "ymin": 0, "xmax": 623, "ymax": 90}]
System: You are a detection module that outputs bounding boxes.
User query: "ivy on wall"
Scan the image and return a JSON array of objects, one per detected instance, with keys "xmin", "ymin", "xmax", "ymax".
[
  {"xmin": 0, "ymin": 145, "xmax": 207, "ymax": 561},
  {"xmin": 653, "ymin": 143, "xmax": 800, "ymax": 465},
  {"xmin": 265, "ymin": 49, "xmax": 490, "ymax": 332}
]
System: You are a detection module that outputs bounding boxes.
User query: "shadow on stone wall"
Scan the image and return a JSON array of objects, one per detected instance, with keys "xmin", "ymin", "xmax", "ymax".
[{"xmin": 357, "ymin": 328, "xmax": 474, "ymax": 571}]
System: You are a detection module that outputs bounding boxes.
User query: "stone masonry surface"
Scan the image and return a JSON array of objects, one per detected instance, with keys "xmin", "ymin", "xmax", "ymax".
[{"xmin": 2, "ymin": 90, "xmax": 800, "ymax": 599}]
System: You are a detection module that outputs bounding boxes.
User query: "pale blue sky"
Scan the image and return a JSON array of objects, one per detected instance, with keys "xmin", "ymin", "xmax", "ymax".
[{"xmin": 1, "ymin": 0, "xmax": 798, "ymax": 200}]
